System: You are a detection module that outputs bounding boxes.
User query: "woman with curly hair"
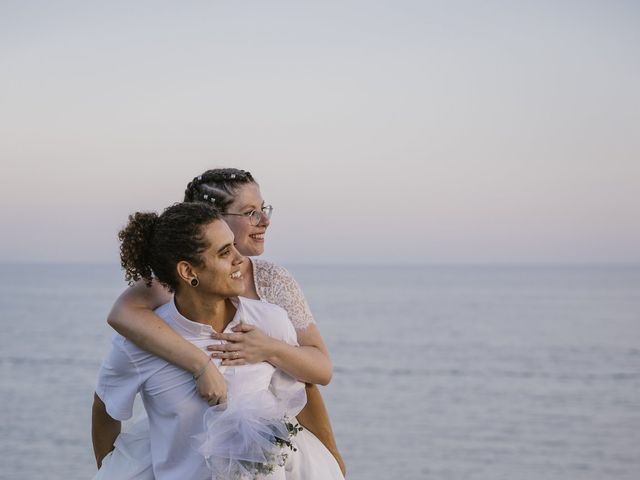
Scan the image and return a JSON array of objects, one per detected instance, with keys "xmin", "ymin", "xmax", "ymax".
[
  {"xmin": 101, "ymin": 168, "xmax": 345, "ymax": 478},
  {"xmin": 93, "ymin": 201, "xmax": 339, "ymax": 479}
]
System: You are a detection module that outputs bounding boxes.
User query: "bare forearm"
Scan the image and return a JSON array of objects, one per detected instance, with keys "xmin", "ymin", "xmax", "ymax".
[
  {"xmin": 107, "ymin": 284, "xmax": 208, "ymax": 374},
  {"xmin": 110, "ymin": 308, "xmax": 208, "ymax": 374},
  {"xmin": 267, "ymin": 342, "xmax": 332, "ymax": 385},
  {"xmin": 91, "ymin": 394, "xmax": 121, "ymax": 469},
  {"xmin": 297, "ymin": 384, "xmax": 337, "ymax": 447},
  {"xmin": 267, "ymin": 323, "xmax": 332, "ymax": 385},
  {"xmin": 296, "ymin": 384, "xmax": 346, "ymax": 475}
]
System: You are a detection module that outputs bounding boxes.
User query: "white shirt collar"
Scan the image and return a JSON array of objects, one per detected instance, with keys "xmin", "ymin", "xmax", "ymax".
[{"xmin": 166, "ymin": 296, "xmax": 243, "ymax": 337}]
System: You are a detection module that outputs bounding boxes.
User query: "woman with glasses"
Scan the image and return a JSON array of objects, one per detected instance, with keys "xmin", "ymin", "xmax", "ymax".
[{"xmin": 101, "ymin": 168, "xmax": 345, "ymax": 478}]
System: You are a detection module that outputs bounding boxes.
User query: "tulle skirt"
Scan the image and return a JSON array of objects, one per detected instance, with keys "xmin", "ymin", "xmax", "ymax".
[
  {"xmin": 195, "ymin": 389, "xmax": 299, "ymax": 479},
  {"xmin": 93, "ymin": 413, "xmax": 344, "ymax": 479}
]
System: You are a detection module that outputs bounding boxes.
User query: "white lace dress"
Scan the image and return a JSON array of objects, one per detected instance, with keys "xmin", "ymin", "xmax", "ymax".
[
  {"xmin": 251, "ymin": 259, "xmax": 343, "ymax": 479},
  {"xmin": 93, "ymin": 259, "xmax": 343, "ymax": 480},
  {"xmin": 250, "ymin": 258, "xmax": 316, "ymax": 331}
]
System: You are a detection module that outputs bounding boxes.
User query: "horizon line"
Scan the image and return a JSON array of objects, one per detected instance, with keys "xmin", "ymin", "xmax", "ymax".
[{"xmin": 2, "ymin": 261, "xmax": 639, "ymax": 268}]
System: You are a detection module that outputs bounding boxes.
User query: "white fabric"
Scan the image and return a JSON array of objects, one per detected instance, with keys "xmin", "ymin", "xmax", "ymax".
[
  {"xmin": 196, "ymin": 388, "xmax": 305, "ymax": 480},
  {"xmin": 251, "ymin": 258, "xmax": 316, "ymax": 330},
  {"xmin": 95, "ymin": 297, "xmax": 303, "ymax": 480},
  {"xmin": 93, "ymin": 415, "xmax": 153, "ymax": 480},
  {"xmin": 93, "ymin": 414, "xmax": 344, "ymax": 480},
  {"xmin": 286, "ymin": 427, "xmax": 345, "ymax": 480}
]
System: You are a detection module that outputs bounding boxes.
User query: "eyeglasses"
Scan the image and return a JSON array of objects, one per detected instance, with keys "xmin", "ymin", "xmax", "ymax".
[{"xmin": 223, "ymin": 205, "xmax": 273, "ymax": 226}]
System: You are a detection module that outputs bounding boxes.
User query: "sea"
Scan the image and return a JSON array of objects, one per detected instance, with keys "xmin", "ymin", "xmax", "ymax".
[{"xmin": 1, "ymin": 264, "xmax": 639, "ymax": 480}]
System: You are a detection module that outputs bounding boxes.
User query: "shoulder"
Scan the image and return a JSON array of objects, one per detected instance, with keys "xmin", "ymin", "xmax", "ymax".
[
  {"xmin": 239, "ymin": 296, "xmax": 289, "ymax": 326},
  {"xmin": 107, "ymin": 300, "xmax": 174, "ymax": 365},
  {"xmin": 108, "ymin": 307, "xmax": 173, "ymax": 368},
  {"xmin": 106, "ymin": 333, "xmax": 153, "ymax": 368},
  {"xmin": 154, "ymin": 301, "xmax": 174, "ymax": 319},
  {"xmin": 252, "ymin": 258, "xmax": 296, "ymax": 286},
  {"xmin": 238, "ymin": 297, "xmax": 296, "ymax": 343},
  {"xmin": 250, "ymin": 258, "xmax": 316, "ymax": 330},
  {"xmin": 251, "ymin": 258, "xmax": 302, "ymax": 302}
]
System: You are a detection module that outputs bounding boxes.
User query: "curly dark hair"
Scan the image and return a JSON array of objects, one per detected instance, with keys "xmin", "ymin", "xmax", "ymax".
[
  {"xmin": 118, "ymin": 202, "xmax": 221, "ymax": 292},
  {"xmin": 183, "ymin": 168, "xmax": 256, "ymax": 212}
]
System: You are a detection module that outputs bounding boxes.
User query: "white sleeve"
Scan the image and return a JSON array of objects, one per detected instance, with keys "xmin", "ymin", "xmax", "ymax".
[{"xmin": 95, "ymin": 338, "xmax": 143, "ymax": 421}]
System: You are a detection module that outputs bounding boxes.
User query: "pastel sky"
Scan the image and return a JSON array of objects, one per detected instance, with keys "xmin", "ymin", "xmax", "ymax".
[{"xmin": 1, "ymin": 0, "xmax": 638, "ymax": 265}]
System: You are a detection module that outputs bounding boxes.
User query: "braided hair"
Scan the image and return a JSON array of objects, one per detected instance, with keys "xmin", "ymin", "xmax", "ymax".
[
  {"xmin": 118, "ymin": 202, "xmax": 222, "ymax": 292},
  {"xmin": 184, "ymin": 168, "xmax": 256, "ymax": 212}
]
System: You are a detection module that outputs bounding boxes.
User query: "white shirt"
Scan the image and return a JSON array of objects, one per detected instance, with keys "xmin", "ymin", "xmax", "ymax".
[{"xmin": 96, "ymin": 296, "xmax": 300, "ymax": 480}]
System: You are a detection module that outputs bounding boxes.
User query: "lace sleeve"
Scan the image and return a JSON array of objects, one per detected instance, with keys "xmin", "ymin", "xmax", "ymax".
[{"xmin": 251, "ymin": 258, "xmax": 316, "ymax": 330}]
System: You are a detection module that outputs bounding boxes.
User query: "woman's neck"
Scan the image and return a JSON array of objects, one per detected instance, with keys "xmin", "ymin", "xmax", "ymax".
[{"xmin": 241, "ymin": 257, "xmax": 260, "ymax": 300}]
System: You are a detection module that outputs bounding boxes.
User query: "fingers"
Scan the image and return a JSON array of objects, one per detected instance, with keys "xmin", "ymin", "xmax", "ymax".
[
  {"xmin": 212, "ymin": 332, "xmax": 243, "ymax": 342},
  {"xmin": 207, "ymin": 343, "xmax": 242, "ymax": 353},
  {"xmin": 231, "ymin": 323, "xmax": 255, "ymax": 333},
  {"xmin": 201, "ymin": 386, "xmax": 227, "ymax": 405},
  {"xmin": 207, "ymin": 395, "xmax": 227, "ymax": 406},
  {"xmin": 210, "ymin": 350, "xmax": 243, "ymax": 360},
  {"xmin": 221, "ymin": 359, "xmax": 247, "ymax": 366}
]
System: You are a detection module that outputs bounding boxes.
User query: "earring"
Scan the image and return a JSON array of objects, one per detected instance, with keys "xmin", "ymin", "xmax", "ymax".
[{"xmin": 190, "ymin": 277, "xmax": 199, "ymax": 287}]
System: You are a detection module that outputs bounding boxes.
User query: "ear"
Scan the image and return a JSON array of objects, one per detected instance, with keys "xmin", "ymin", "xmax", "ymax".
[{"xmin": 176, "ymin": 261, "xmax": 196, "ymax": 285}]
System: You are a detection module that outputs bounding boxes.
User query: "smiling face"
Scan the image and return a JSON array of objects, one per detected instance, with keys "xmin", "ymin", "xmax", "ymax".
[
  {"xmin": 222, "ymin": 182, "xmax": 270, "ymax": 257},
  {"xmin": 190, "ymin": 219, "xmax": 246, "ymax": 299}
]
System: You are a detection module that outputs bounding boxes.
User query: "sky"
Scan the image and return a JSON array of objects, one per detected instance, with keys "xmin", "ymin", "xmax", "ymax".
[{"xmin": 1, "ymin": 0, "xmax": 639, "ymax": 265}]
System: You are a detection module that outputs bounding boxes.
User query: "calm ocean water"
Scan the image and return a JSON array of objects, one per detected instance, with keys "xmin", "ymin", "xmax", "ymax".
[{"xmin": 1, "ymin": 264, "xmax": 639, "ymax": 480}]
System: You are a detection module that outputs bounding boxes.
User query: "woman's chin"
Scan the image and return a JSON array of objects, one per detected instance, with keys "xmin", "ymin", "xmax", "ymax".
[{"xmin": 244, "ymin": 243, "xmax": 265, "ymax": 257}]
